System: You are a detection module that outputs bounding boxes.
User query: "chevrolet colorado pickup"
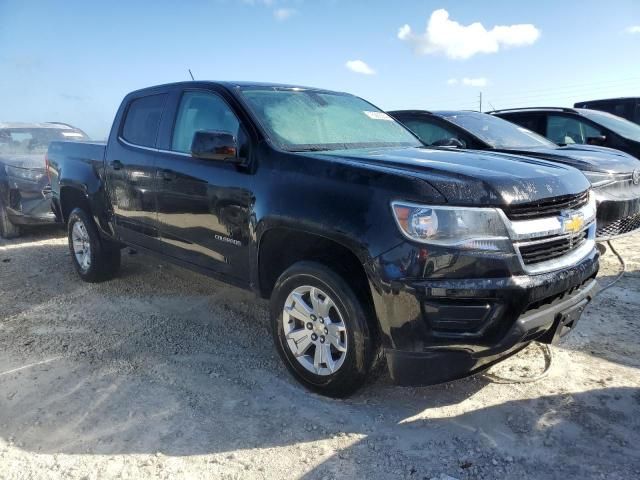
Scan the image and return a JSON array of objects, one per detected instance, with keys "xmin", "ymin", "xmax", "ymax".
[{"xmin": 47, "ymin": 81, "xmax": 599, "ymax": 397}]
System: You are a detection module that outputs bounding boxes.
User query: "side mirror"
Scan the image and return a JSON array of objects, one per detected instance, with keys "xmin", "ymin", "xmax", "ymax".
[
  {"xmin": 586, "ymin": 135, "xmax": 607, "ymax": 146},
  {"xmin": 431, "ymin": 137, "xmax": 465, "ymax": 148},
  {"xmin": 191, "ymin": 130, "xmax": 240, "ymax": 162}
]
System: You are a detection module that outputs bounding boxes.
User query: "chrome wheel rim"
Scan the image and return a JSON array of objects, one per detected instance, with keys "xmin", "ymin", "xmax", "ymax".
[
  {"xmin": 282, "ymin": 285, "xmax": 348, "ymax": 376},
  {"xmin": 71, "ymin": 220, "xmax": 91, "ymax": 272}
]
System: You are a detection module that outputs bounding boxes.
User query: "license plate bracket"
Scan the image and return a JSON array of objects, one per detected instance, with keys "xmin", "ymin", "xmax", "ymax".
[{"xmin": 550, "ymin": 298, "xmax": 589, "ymax": 344}]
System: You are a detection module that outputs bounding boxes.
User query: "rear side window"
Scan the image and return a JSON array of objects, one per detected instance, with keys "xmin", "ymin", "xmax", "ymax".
[{"xmin": 121, "ymin": 94, "xmax": 167, "ymax": 147}]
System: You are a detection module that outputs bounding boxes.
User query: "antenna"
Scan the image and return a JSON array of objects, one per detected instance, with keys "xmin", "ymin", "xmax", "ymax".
[
  {"xmin": 479, "ymin": 92, "xmax": 483, "ymax": 112},
  {"xmin": 188, "ymin": 69, "xmax": 195, "ymax": 81}
]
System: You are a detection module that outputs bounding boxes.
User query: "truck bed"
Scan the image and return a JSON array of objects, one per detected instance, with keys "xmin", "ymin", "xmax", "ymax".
[{"xmin": 48, "ymin": 140, "xmax": 106, "ymax": 163}]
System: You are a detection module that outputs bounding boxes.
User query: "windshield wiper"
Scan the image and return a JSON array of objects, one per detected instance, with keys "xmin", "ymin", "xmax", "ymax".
[{"xmin": 288, "ymin": 147, "xmax": 331, "ymax": 152}]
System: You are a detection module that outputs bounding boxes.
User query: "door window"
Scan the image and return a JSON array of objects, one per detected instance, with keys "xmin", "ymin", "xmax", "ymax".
[
  {"xmin": 402, "ymin": 118, "xmax": 464, "ymax": 146},
  {"xmin": 546, "ymin": 115, "xmax": 603, "ymax": 144},
  {"xmin": 507, "ymin": 114, "xmax": 542, "ymax": 134},
  {"xmin": 172, "ymin": 91, "xmax": 240, "ymax": 153},
  {"xmin": 121, "ymin": 94, "xmax": 167, "ymax": 147}
]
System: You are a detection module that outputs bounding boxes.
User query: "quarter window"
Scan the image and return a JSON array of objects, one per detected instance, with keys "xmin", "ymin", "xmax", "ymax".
[
  {"xmin": 122, "ymin": 94, "xmax": 167, "ymax": 147},
  {"xmin": 172, "ymin": 91, "xmax": 240, "ymax": 153}
]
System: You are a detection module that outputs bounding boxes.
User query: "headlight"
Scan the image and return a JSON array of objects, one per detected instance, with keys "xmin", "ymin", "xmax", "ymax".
[
  {"xmin": 391, "ymin": 201, "xmax": 513, "ymax": 252},
  {"xmin": 583, "ymin": 171, "xmax": 616, "ymax": 188},
  {"xmin": 5, "ymin": 165, "xmax": 44, "ymax": 182}
]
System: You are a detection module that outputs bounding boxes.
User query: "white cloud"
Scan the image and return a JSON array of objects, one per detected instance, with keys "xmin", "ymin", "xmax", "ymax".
[
  {"xmin": 625, "ymin": 25, "xmax": 640, "ymax": 34},
  {"xmin": 462, "ymin": 77, "xmax": 488, "ymax": 87},
  {"xmin": 274, "ymin": 8, "xmax": 296, "ymax": 21},
  {"xmin": 447, "ymin": 77, "xmax": 489, "ymax": 87},
  {"xmin": 345, "ymin": 60, "xmax": 376, "ymax": 75},
  {"xmin": 398, "ymin": 9, "xmax": 540, "ymax": 60}
]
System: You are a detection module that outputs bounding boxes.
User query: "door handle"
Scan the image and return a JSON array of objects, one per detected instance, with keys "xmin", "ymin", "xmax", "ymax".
[
  {"xmin": 110, "ymin": 160, "xmax": 123, "ymax": 171},
  {"xmin": 160, "ymin": 169, "xmax": 176, "ymax": 181}
]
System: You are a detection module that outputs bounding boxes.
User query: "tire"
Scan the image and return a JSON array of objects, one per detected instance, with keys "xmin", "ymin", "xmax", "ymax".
[
  {"xmin": 67, "ymin": 208, "xmax": 121, "ymax": 282},
  {"xmin": 0, "ymin": 201, "xmax": 21, "ymax": 239},
  {"xmin": 270, "ymin": 261, "xmax": 377, "ymax": 397}
]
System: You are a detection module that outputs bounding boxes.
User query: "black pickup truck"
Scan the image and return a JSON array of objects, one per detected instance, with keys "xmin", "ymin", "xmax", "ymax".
[{"xmin": 47, "ymin": 81, "xmax": 599, "ymax": 397}]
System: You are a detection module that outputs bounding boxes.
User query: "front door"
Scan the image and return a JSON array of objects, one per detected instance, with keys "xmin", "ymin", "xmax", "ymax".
[{"xmin": 155, "ymin": 89, "xmax": 253, "ymax": 283}]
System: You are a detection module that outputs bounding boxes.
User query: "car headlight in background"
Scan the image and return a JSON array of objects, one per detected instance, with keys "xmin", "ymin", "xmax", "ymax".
[
  {"xmin": 5, "ymin": 165, "xmax": 44, "ymax": 182},
  {"xmin": 391, "ymin": 201, "xmax": 513, "ymax": 252}
]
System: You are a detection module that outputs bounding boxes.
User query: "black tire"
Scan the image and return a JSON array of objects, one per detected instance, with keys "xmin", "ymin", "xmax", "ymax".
[
  {"xmin": 0, "ymin": 201, "xmax": 21, "ymax": 239},
  {"xmin": 270, "ymin": 261, "xmax": 377, "ymax": 397},
  {"xmin": 67, "ymin": 208, "xmax": 121, "ymax": 282}
]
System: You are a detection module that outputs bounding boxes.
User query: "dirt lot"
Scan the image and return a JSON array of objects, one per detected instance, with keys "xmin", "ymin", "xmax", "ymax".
[{"xmin": 1, "ymin": 228, "xmax": 639, "ymax": 480}]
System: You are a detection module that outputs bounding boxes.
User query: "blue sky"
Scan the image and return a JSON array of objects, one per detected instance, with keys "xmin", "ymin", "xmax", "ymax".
[{"xmin": 1, "ymin": 0, "xmax": 639, "ymax": 139}]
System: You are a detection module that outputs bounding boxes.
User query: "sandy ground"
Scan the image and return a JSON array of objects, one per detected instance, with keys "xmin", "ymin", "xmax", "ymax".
[{"xmin": 0, "ymin": 227, "xmax": 639, "ymax": 480}]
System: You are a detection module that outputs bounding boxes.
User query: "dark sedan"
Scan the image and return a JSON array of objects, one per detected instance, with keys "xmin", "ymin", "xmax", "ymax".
[
  {"xmin": 389, "ymin": 110, "xmax": 640, "ymax": 240},
  {"xmin": 0, "ymin": 122, "xmax": 89, "ymax": 238}
]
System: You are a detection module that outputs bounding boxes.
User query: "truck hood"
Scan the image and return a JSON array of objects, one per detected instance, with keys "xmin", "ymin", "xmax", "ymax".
[
  {"xmin": 309, "ymin": 146, "xmax": 590, "ymax": 206},
  {"xmin": 0, "ymin": 153, "xmax": 46, "ymax": 171},
  {"xmin": 492, "ymin": 144, "xmax": 640, "ymax": 174}
]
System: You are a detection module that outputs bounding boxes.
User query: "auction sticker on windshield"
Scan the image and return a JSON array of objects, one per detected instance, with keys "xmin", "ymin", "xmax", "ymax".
[{"xmin": 364, "ymin": 111, "xmax": 394, "ymax": 121}]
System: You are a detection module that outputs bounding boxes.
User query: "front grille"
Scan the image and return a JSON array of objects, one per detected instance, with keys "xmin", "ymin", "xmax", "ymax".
[
  {"xmin": 596, "ymin": 212, "xmax": 640, "ymax": 239},
  {"xmin": 518, "ymin": 231, "xmax": 588, "ymax": 265},
  {"xmin": 505, "ymin": 191, "xmax": 589, "ymax": 221}
]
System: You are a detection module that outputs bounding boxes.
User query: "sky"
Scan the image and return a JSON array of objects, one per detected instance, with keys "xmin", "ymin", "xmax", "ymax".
[{"xmin": 1, "ymin": 0, "xmax": 639, "ymax": 139}]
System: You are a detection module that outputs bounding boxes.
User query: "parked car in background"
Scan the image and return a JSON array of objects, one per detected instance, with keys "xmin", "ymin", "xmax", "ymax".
[
  {"xmin": 574, "ymin": 97, "xmax": 640, "ymax": 125},
  {"xmin": 48, "ymin": 81, "xmax": 599, "ymax": 396},
  {"xmin": 389, "ymin": 110, "xmax": 640, "ymax": 239},
  {"xmin": 489, "ymin": 107, "xmax": 640, "ymax": 160},
  {"xmin": 0, "ymin": 122, "xmax": 89, "ymax": 238}
]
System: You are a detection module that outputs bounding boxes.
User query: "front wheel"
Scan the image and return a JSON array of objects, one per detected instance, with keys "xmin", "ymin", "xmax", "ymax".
[
  {"xmin": 270, "ymin": 261, "xmax": 377, "ymax": 397},
  {"xmin": 68, "ymin": 208, "xmax": 121, "ymax": 282}
]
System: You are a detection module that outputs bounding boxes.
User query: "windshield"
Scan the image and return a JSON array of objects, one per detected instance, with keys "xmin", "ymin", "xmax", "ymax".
[
  {"xmin": 442, "ymin": 112, "xmax": 555, "ymax": 149},
  {"xmin": 0, "ymin": 127, "xmax": 88, "ymax": 155},
  {"xmin": 238, "ymin": 87, "xmax": 421, "ymax": 151},
  {"xmin": 579, "ymin": 109, "xmax": 640, "ymax": 142}
]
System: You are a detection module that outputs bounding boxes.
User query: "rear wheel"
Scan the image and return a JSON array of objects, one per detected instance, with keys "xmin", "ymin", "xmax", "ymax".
[
  {"xmin": 270, "ymin": 261, "xmax": 377, "ymax": 397},
  {"xmin": 68, "ymin": 208, "xmax": 120, "ymax": 282},
  {"xmin": 0, "ymin": 201, "xmax": 21, "ymax": 239}
]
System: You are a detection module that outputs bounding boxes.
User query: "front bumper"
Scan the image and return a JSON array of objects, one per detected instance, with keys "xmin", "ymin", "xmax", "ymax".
[
  {"xmin": 368, "ymin": 245, "xmax": 599, "ymax": 386},
  {"xmin": 594, "ymin": 182, "xmax": 640, "ymax": 240},
  {"xmin": 385, "ymin": 278, "xmax": 597, "ymax": 385},
  {"xmin": 2, "ymin": 176, "xmax": 57, "ymax": 225}
]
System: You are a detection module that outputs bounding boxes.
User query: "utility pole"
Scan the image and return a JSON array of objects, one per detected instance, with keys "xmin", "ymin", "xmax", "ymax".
[{"xmin": 479, "ymin": 92, "xmax": 483, "ymax": 112}]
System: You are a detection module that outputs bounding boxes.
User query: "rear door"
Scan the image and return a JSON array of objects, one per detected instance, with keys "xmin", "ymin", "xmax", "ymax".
[
  {"xmin": 154, "ymin": 87, "xmax": 254, "ymax": 284},
  {"xmin": 105, "ymin": 92, "xmax": 166, "ymax": 250}
]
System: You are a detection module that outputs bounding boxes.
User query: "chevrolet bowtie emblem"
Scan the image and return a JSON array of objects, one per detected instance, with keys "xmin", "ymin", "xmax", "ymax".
[{"xmin": 561, "ymin": 212, "xmax": 585, "ymax": 234}]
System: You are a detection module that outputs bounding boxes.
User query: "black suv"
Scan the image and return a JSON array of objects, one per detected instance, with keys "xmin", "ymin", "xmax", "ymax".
[
  {"xmin": 489, "ymin": 107, "xmax": 640, "ymax": 161},
  {"xmin": 389, "ymin": 110, "xmax": 640, "ymax": 239}
]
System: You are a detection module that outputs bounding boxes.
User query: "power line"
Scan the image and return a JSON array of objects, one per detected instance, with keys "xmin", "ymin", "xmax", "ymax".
[{"xmin": 421, "ymin": 76, "xmax": 640, "ymax": 108}]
